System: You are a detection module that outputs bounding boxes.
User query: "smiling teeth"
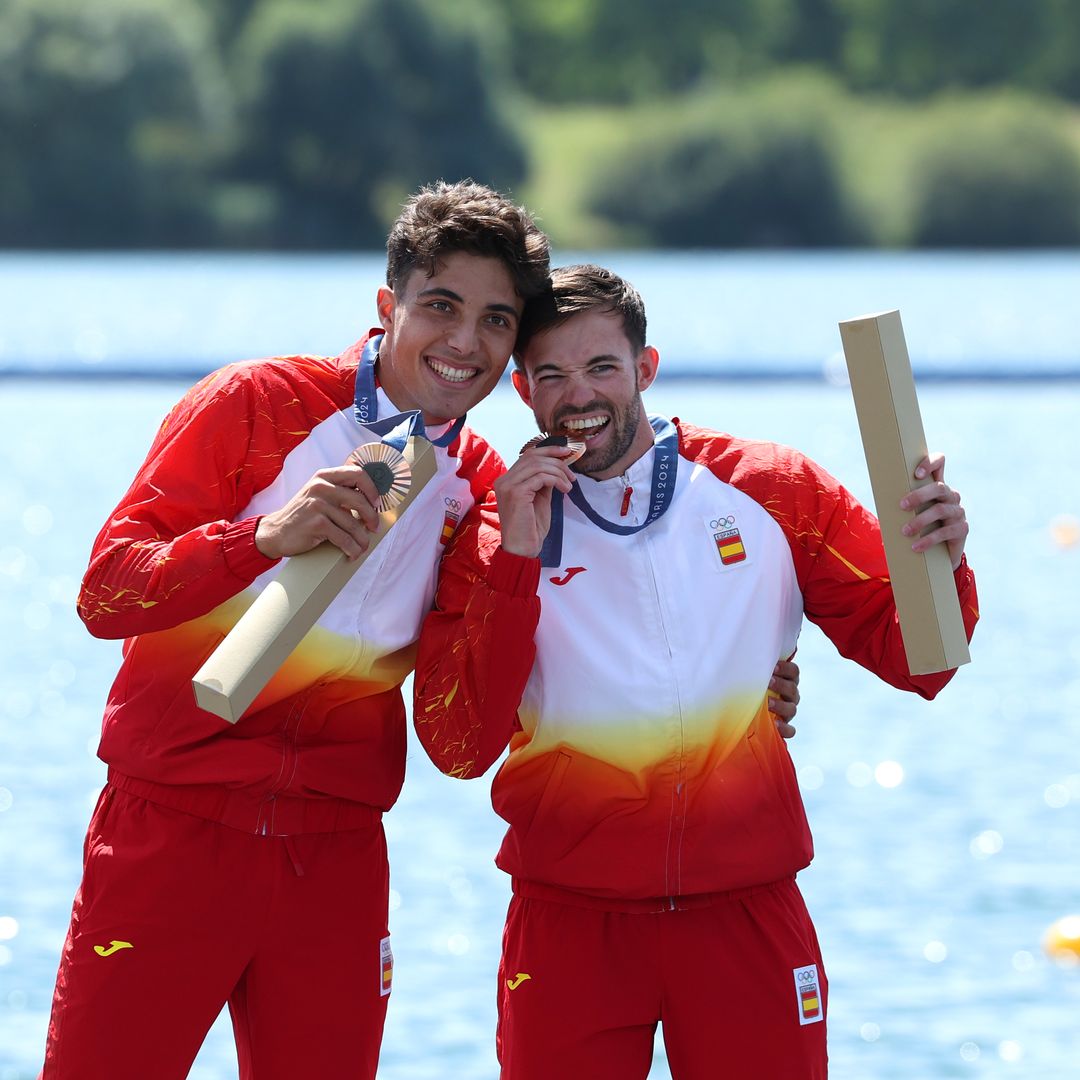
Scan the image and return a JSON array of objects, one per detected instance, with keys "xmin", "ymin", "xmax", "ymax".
[
  {"xmin": 429, "ymin": 358, "xmax": 475, "ymax": 382},
  {"xmin": 562, "ymin": 417, "xmax": 607, "ymax": 432}
]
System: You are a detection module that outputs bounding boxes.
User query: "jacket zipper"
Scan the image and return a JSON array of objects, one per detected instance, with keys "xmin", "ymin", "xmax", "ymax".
[
  {"xmin": 642, "ymin": 528, "xmax": 687, "ymax": 897},
  {"xmin": 257, "ymin": 689, "xmax": 311, "ymax": 833}
]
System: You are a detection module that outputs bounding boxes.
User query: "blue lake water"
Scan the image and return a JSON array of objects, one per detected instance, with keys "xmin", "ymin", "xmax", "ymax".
[
  {"xmin": 1, "ymin": 253, "xmax": 1079, "ymax": 1078},
  {"xmin": 3, "ymin": 249, "xmax": 1080, "ymax": 379}
]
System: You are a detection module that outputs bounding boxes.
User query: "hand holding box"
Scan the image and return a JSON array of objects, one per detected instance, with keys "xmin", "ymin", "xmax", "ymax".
[{"xmin": 192, "ymin": 436, "xmax": 437, "ymax": 722}]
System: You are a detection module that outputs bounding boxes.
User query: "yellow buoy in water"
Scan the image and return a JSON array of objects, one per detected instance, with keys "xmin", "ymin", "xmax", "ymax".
[
  {"xmin": 1043, "ymin": 915, "xmax": 1080, "ymax": 963},
  {"xmin": 1049, "ymin": 514, "xmax": 1080, "ymax": 549}
]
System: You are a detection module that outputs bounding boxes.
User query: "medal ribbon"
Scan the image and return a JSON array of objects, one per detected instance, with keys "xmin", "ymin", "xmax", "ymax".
[
  {"xmin": 538, "ymin": 415, "xmax": 679, "ymax": 566},
  {"xmin": 353, "ymin": 335, "xmax": 466, "ymax": 451}
]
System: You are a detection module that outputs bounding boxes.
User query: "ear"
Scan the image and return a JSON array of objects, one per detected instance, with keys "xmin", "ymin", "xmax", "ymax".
[
  {"xmin": 636, "ymin": 346, "xmax": 660, "ymax": 392},
  {"xmin": 511, "ymin": 367, "xmax": 532, "ymax": 407},
  {"xmin": 377, "ymin": 287, "xmax": 396, "ymax": 333}
]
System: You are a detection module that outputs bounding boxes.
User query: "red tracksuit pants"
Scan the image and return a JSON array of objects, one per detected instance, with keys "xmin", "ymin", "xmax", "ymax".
[
  {"xmin": 41, "ymin": 785, "xmax": 392, "ymax": 1079},
  {"xmin": 497, "ymin": 877, "xmax": 828, "ymax": 1079}
]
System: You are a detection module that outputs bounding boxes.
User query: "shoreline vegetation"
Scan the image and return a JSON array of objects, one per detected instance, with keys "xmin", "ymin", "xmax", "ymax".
[{"xmin": 6, "ymin": 0, "xmax": 1080, "ymax": 251}]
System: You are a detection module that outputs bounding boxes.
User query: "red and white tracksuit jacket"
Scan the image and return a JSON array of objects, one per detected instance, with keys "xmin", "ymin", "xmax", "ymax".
[
  {"xmin": 78, "ymin": 331, "xmax": 503, "ymax": 835},
  {"xmin": 414, "ymin": 419, "xmax": 979, "ymax": 901}
]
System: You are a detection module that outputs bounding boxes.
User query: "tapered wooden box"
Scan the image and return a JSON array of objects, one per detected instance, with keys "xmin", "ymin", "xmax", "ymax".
[{"xmin": 839, "ymin": 310, "xmax": 970, "ymax": 675}]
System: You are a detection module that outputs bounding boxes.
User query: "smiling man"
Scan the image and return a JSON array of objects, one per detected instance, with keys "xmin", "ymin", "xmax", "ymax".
[
  {"xmin": 40, "ymin": 181, "xmax": 549, "ymax": 1080},
  {"xmin": 413, "ymin": 264, "xmax": 980, "ymax": 1079}
]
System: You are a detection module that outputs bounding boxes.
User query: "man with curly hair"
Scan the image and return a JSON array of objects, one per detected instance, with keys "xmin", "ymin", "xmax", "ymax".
[{"xmin": 42, "ymin": 180, "xmax": 550, "ymax": 1080}]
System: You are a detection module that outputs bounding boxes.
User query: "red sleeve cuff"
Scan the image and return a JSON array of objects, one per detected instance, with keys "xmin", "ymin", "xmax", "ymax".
[
  {"xmin": 488, "ymin": 546, "xmax": 541, "ymax": 597},
  {"xmin": 223, "ymin": 516, "xmax": 280, "ymax": 581},
  {"xmin": 953, "ymin": 552, "xmax": 974, "ymax": 590}
]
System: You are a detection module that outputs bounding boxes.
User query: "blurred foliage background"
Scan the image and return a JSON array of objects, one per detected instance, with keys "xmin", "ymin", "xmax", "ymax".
[{"xmin": 5, "ymin": 0, "xmax": 1080, "ymax": 249}]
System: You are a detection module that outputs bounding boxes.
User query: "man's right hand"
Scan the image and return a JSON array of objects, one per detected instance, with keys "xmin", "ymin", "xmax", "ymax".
[
  {"xmin": 255, "ymin": 465, "xmax": 383, "ymax": 561},
  {"xmin": 494, "ymin": 446, "xmax": 577, "ymax": 558}
]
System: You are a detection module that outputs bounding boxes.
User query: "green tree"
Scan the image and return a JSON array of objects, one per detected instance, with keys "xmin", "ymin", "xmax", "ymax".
[
  {"xmin": 500, "ymin": 0, "xmax": 798, "ymax": 103},
  {"xmin": 231, "ymin": 0, "xmax": 527, "ymax": 248},
  {"xmin": 906, "ymin": 94, "xmax": 1080, "ymax": 246},
  {"xmin": 0, "ymin": 0, "xmax": 233, "ymax": 247},
  {"xmin": 781, "ymin": 0, "xmax": 845, "ymax": 67},
  {"xmin": 197, "ymin": 0, "xmax": 262, "ymax": 53},
  {"xmin": 1016, "ymin": 0, "xmax": 1080, "ymax": 100},
  {"xmin": 587, "ymin": 81, "xmax": 864, "ymax": 246},
  {"xmin": 833, "ymin": 0, "xmax": 1067, "ymax": 97}
]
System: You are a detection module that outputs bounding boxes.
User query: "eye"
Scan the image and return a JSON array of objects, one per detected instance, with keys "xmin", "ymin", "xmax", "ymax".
[
  {"xmin": 485, "ymin": 313, "xmax": 513, "ymax": 329},
  {"xmin": 428, "ymin": 299, "xmax": 452, "ymax": 313},
  {"xmin": 591, "ymin": 363, "xmax": 616, "ymax": 375}
]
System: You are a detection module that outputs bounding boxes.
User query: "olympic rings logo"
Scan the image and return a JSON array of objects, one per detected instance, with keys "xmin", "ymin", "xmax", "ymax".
[
  {"xmin": 710, "ymin": 516, "xmax": 736, "ymax": 529},
  {"xmin": 444, "ymin": 498, "xmax": 462, "ymax": 511},
  {"xmin": 797, "ymin": 970, "xmax": 817, "ymax": 984}
]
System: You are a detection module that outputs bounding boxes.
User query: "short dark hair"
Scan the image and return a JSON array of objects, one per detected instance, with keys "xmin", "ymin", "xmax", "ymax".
[
  {"xmin": 386, "ymin": 180, "xmax": 550, "ymax": 299},
  {"xmin": 514, "ymin": 264, "xmax": 647, "ymax": 367}
]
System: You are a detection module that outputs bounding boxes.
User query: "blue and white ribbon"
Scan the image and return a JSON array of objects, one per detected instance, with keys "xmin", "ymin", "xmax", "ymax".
[
  {"xmin": 353, "ymin": 335, "xmax": 466, "ymax": 451},
  {"xmin": 538, "ymin": 415, "xmax": 679, "ymax": 566}
]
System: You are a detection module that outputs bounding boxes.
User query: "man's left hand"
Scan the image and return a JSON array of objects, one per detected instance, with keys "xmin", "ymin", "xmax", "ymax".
[
  {"xmin": 769, "ymin": 658, "xmax": 801, "ymax": 740},
  {"xmin": 899, "ymin": 453, "xmax": 969, "ymax": 571}
]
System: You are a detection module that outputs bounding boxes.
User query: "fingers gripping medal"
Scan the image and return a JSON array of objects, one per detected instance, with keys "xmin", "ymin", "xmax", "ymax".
[
  {"xmin": 347, "ymin": 442, "xmax": 412, "ymax": 512},
  {"xmin": 521, "ymin": 434, "xmax": 586, "ymax": 569},
  {"xmin": 519, "ymin": 433, "xmax": 587, "ymax": 463}
]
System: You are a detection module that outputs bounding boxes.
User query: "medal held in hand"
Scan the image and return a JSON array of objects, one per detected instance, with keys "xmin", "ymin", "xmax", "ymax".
[
  {"xmin": 519, "ymin": 432, "xmax": 587, "ymax": 462},
  {"xmin": 348, "ymin": 442, "xmax": 413, "ymax": 513}
]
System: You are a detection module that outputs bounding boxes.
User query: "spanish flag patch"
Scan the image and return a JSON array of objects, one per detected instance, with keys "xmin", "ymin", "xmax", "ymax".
[
  {"xmin": 440, "ymin": 512, "xmax": 459, "ymax": 545},
  {"xmin": 793, "ymin": 963, "xmax": 823, "ymax": 1025},
  {"xmin": 380, "ymin": 936, "xmax": 393, "ymax": 997},
  {"xmin": 714, "ymin": 526, "xmax": 746, "ymax": 565}
]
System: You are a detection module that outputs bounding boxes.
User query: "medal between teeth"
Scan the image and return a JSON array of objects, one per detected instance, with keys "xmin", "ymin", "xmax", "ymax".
[
  {"xmin": 519, "ymin": 433, "xmax": 587, "ymax": 463},
  {"xmin": 348, "ymin": 443, "xmax": 412, "ymax": 512}
]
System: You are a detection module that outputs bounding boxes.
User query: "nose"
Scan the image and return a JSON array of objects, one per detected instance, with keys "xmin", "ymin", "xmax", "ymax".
[
  {"xmin": 444, "ymin": 318, "xmax": 479, "ymax": 356},
  {"xmin": 556, "ymin": 371, "xmax": 597, "ymax": 409}
]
